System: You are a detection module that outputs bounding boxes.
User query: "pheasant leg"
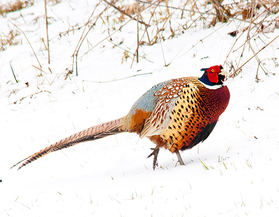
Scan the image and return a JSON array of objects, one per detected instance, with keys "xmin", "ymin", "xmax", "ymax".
[
  {"xmin": 147, "ymin": 147, "xmax": 160, "ymax": 170},
  {"xmin": 175, "ymin": 150, "xmax": 185, "ymax": 166}
]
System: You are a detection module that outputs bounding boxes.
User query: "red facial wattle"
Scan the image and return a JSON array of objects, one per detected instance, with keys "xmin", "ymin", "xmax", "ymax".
[
  {"xmin": 207, "ymin": 71, "xmax": 218, "ymax": 83},
  {"xmin": 206, "ymin": 65, "xmax": 220, "ymax": 83}
]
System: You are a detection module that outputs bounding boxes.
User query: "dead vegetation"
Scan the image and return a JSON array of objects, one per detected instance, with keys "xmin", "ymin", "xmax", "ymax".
[
  {"xmin": 66, "ymin": 0, "xmax": 278, "ymax": 78},
  {"xmin": 0, "ymin": 0, "xmax": 34, "ymax": 16},
  {"xmin": 0, "ymin": 30, "xmax": 21, "ymax": 51},
  {"xmin": 1, "ymin": 0, "xmax": 279, "ymax": 81}
]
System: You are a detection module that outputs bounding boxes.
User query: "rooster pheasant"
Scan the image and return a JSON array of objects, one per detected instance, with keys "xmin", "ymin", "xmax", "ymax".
[{"xmin": 12, "ymin": 65, "xmax": 230, "ymax": 170}]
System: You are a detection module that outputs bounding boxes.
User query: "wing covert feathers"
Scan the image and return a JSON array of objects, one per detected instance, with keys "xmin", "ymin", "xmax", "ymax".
[{"xmin": 140, "ymin": 79, "xmax": 195, "ymax": 138}]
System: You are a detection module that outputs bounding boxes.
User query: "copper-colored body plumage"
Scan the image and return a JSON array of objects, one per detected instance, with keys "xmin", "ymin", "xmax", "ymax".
[{"xmin": 12, "ymin": 65, "xmax": 230, "ymax": 170}]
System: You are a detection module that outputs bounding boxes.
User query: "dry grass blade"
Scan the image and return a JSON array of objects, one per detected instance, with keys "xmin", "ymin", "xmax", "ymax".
[
  {"xmin": 82, "ymin": 72, "xmax": 153, "ymax": 83},
  {"xmin": 103, "ymin": 0, "xmax": 150, "ymax": 28},
  {"xmin": 136, "ymin": 1, "xmax": 140, "ymax": 63},
  {"xmin": 230, "ymin": 34, "xmax": 279, "ymax": 78},
  {"xmin": 71, "ymin": 0, "xmax": 106, "ymax": 76},
  {"xmin": 10, "ymin": 61, "xmax": 18, "ymax": 83},
  {"xmin": 9, "ymin": 21, "xmax": 42, "ymax": 69},
  {"xmin": 198, "ymin": 158, "xmax": 210, "ymax": 170},
  {"xmin": 44, "ymin": 0, "xmax": 50, "ymax": 64}
]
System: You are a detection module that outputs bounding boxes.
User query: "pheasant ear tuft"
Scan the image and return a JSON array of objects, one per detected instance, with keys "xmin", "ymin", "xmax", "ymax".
[{"xmin": 200, "ymin": 68, "xmax": 209, "ymax": 72}]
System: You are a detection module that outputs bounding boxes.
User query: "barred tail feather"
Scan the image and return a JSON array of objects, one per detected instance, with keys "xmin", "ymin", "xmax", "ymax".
[{"xmin": 11, "ymin": 117, "xmax": 125, "ymax": 170}]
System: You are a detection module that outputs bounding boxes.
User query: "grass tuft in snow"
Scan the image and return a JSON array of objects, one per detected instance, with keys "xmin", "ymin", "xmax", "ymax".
[{"xmin": 198, "ymin": 158, "xmax": 214, "ymax": 170}]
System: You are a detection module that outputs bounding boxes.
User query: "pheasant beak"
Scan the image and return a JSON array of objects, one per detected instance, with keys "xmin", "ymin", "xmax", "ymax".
[{"xmin": 220, "ymin": 69, "xmax": 229, "ymax": 76}]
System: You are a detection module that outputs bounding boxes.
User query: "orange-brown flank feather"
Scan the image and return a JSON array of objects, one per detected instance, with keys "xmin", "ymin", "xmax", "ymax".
[{"xmin": 128, "ymin": 109, "xmax": 151, "ymax": 134}]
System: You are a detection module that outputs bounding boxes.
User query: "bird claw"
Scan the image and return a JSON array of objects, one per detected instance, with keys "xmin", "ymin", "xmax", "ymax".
[
  {"xmin": 147, "ymin": 147, "xmax": 160, "ymax": 170},
  {"xmin": 147, "ymin": 148, "xmax": 184, "ymax": 170}
]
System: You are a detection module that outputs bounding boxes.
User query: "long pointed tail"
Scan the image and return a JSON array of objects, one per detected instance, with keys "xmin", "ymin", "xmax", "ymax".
[{"xmin": 11, "ymin": 117, "xmax": 126, "ymax": 170}]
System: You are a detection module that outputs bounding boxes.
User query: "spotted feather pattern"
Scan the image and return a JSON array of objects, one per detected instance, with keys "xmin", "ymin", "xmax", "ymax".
[
  {"xmin": 140, "ymin": 77, "xmax": 227, "ymax": 153},
  {"xmin": 140, "ymin": 78, "xmax": 191, "ymax": 138},
  {"xmin": 160, "ymin": 83, "xmax": 209, "ymax": 152}
]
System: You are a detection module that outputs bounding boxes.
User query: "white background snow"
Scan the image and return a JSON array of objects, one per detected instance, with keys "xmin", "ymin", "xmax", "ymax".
[{"xmin": 0, "ymin": 0, "xmax": 279, "ymax": 216}]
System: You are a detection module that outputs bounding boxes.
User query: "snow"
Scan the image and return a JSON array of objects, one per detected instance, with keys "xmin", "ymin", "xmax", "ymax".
[{"xmin": 1, "ymin": 0, "xmax": 279, "ymax": 216}]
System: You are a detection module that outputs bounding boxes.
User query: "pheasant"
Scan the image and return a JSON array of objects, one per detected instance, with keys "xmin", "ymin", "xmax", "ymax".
[{"xmin": 12, "ymin": 65, "xmax": 230, "ymax": 170}]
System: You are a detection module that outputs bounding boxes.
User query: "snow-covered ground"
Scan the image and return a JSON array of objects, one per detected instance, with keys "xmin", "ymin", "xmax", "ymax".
[{"xmin": 1, "ymin": 0, "xmax": 279, "ymax": 216}]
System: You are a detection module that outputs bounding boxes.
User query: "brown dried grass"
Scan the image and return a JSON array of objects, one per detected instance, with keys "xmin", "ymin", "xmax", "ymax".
[
  {"xmin": 0, "ymin": 30, "xmax": 20, "ymax": 51},
  {"xmin": 0, "ymin": 0, "xmax": 34, "ymax": 16},
  {"xmin": 1, "ymin": 0, "xmax": 278, "ymax": 79}
]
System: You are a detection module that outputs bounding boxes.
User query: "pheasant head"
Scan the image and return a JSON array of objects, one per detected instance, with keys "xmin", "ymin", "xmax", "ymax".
[{"xmin": 199, "ymin": 65, "xmax": 229, "ymax": 86}]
